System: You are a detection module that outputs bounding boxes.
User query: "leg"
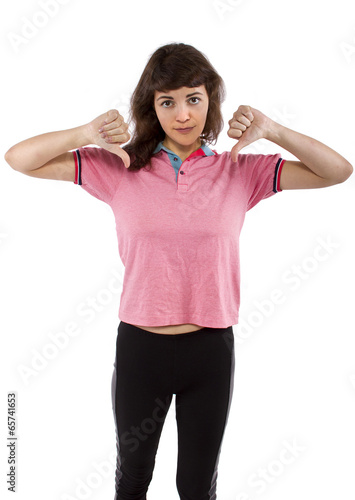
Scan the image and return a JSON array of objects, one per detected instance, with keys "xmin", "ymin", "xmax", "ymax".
[
  {"xmin": 174, "ymin": 327, "xmax": 235, "ymax": 499},
  {"xmin": 111, "ymin": 322, "xmax": 174, "ymax": 499}
]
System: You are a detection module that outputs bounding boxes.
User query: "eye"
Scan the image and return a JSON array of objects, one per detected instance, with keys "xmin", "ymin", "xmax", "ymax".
[
  {"xmin": 161, "ymin": 100, "xmax": 173, "ymax": 108},
  {"xmin": 189, "ymin": 97, "xmax": 201, "ymax": 104}
]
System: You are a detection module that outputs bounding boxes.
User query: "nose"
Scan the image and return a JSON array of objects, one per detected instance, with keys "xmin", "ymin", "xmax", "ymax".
[{"xmin": 175, "ymin": 104, "xmax": 190, "ymax": 123}]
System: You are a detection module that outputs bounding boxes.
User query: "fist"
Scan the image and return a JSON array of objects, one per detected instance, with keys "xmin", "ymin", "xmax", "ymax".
[
  {"xmin": 86, "ymin": 109, "xmax": 131, "ymax": 168},
  {"xmin": 227, "ymin": 105, "xmax": 270, "ymax": 162}
]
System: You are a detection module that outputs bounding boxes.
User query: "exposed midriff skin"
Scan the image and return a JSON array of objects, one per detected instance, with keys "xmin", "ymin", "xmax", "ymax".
[{"xmin": 131, "ymin": 323, "xmax": 204, "ymax": 334}]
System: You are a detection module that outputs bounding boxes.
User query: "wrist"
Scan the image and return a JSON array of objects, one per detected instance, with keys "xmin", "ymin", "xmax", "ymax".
[
  {"xmin": 77, "ymin": 123, "xmax": 93, "ymax": 147},
  {"xmin": 264, "ymin": 118, "xmax": 282, "ymax": 143}
]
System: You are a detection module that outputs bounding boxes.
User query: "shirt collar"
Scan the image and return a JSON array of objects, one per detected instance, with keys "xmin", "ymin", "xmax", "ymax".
[{"xmin": 153, "ymin": 141, "xmax": 217, "ymax": 157}]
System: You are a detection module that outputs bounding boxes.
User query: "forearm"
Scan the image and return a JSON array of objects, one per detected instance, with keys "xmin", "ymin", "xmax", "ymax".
[
  {"xmin": 266, "ymin": 120, "xmax": 353, "ymax": 181},
  {"xmin": 4, "ymin": 124, "xmax": 91, "ymax": 171}
]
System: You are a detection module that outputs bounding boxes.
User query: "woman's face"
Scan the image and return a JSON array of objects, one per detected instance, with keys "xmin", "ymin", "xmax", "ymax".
[{"xmin": 153, "ymin": 85, "xmax": 209, "ymax": 151}]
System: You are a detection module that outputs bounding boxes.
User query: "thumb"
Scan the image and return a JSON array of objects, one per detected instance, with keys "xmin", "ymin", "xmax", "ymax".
[
  {"xmin": 107, "ymin": 144, "xmax": 131, "ymax": 169},
  {"xmin": 231, "ymin": 137, "xmax": 249, "ymax": 162}
]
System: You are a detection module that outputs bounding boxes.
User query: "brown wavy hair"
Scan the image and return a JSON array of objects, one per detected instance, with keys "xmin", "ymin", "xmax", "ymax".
[{"xmin": 122, "ymin": 42, "xmax": 226, "ymax": 171}]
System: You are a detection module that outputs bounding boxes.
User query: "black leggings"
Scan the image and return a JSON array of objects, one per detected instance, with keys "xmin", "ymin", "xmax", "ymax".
[{"xmin": 111, "ymin": 321, "xmax": 235, "ymax": 499}]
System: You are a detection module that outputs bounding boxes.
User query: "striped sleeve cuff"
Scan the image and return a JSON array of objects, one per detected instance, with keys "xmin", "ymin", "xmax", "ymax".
[
  {"xmin": 273, "ymin": 158, "xmax": 285, "ymax": 193},
  {"xmin": 73, "ymin": 149, "xmax": 82, "ymax": 185}
]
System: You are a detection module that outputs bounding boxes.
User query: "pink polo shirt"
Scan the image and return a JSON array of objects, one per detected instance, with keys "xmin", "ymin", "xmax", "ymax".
[{"xmin": 72, "ymin": 142, "xmax": 285, "ymax": 328}]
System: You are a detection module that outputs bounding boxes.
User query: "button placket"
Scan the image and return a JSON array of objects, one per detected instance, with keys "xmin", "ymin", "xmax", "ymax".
[{"xmin": 177, "ymin": 158, "xmax": 190, "ymax": 191}]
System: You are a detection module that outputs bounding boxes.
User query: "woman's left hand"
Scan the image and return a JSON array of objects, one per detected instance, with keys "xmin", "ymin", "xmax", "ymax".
[{"xmin": 227, "ymin": 105, "xmax": 272, "ymax": 162}]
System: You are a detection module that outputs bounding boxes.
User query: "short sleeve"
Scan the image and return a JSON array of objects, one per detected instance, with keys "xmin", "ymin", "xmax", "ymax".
[
  {"xmin": 72, "ymin": 146, "xmax": 124, "ymax": 204},
  {"xmin": 237, "ymin": 153, "xmax": 285, "ymax": 211}
]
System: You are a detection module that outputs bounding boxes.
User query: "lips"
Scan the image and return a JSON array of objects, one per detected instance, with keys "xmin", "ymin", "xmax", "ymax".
[{"xmin": 175, "ymin": 127, "xmax": 194, "ymax": 133}]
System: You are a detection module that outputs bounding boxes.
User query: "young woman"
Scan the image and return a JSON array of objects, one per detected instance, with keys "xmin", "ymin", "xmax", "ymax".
[{"xmin": 5, "ymin": 43, "xmax": 352, "ymax": 499}]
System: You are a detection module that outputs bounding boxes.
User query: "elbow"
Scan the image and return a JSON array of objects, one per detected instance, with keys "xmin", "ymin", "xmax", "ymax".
[
  {"xmin": 4, "ymin": 149, "xmax": 16, "ymax": 169},
  {"xmin": 4, "ymin": 148, "xmax": 21, "ymax": 171},
  {"xmin": 340, "ymin": 162, "xmax": 353, "ymax": 182}
]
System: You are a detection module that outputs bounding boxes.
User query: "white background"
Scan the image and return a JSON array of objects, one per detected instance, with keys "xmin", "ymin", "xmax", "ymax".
[{"xmin": 1, "ymin": 0, "xmax": 355, "ymax": 499}]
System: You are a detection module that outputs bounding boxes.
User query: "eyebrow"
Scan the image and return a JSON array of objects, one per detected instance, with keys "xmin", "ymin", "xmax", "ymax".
[{"xmin": 156, "ymin": 91, "xmax": 204, "ymax": 101}]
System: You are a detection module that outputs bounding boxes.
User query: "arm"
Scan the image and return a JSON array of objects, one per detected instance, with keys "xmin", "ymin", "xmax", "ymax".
[
  {"xmin": 4, "ymin": 109, "xmax": 131, "ymax": 180},
  {"xmin": 4, "ymin": 125, "xmax": 90, "ymax": 172},
  {"xmin": 228, "ymin": 105, "xmax": 353, "ymax": 190},
  {"xmin": 266, "ymin": 121, "xmax": 353, "ymax": 189}
]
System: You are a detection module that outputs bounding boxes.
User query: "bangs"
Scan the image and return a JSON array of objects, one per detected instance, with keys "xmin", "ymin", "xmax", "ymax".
[{"xmin": 150, "ymin": 64, "xmax": 206, "ymax": 93}]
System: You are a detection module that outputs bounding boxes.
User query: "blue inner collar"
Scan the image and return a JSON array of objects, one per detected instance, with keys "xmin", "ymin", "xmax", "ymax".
[
  {"xmin": 152, "ymin": 141, "xmax": 216, "ymax": 183},
  {"xmin": 153, "ymin": 141, "xmax": 216, "ymax": 157}
]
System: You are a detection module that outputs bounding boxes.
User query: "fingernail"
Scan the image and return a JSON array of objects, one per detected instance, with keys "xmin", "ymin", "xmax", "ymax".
[{"xmin": 98, "ymin": 127, "xmax": 103, "ymax": 133}]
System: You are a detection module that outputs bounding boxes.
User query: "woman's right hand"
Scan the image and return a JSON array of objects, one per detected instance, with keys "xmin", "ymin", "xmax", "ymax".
[{"xmin": 85, "ymin": 109, "xmax": 131, "ymax": 168}]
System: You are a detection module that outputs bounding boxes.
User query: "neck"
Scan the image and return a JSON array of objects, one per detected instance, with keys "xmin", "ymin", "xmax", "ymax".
[{"xmin": 162, "ymin": 138, "xmax": 202, "ymax": 162}]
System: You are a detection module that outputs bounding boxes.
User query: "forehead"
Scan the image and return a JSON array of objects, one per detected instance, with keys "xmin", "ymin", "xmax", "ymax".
[{"xmin": 154, "ymin": 85, "xmax": 207, "ymax": 97}]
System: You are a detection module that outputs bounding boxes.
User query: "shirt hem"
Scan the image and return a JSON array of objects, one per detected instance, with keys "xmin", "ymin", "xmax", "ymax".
[{"xmin": 118, "ymin": 312, "xmax": 239, "ymax": 329}]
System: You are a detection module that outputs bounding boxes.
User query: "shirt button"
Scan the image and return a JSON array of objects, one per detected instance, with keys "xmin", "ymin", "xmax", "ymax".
[{"xmin": 180, "ymin": 171, "xmax": 184, "ymax": 175}]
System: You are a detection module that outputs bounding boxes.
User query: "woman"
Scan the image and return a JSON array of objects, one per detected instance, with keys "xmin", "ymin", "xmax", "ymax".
[{"xmin": 5, "ymin": 42, "xmax": 352, "ymax": 499}]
